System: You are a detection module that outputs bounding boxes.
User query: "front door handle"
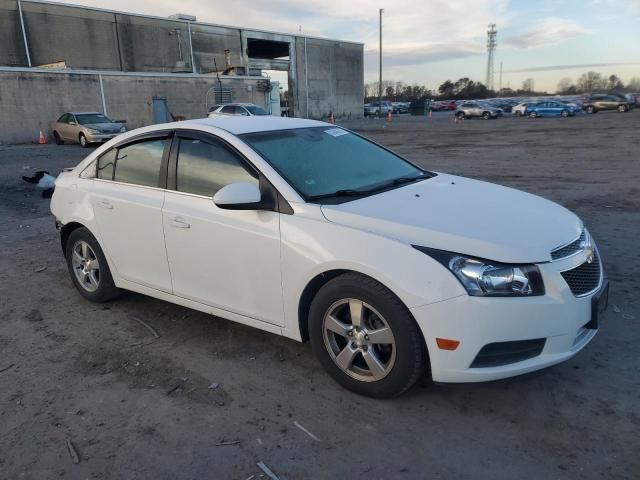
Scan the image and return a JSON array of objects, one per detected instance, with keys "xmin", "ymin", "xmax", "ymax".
[
  {"xmin": 169, "ymin": 217, "xmax": 190, "ymax": 229},
  {"xmin": 98, "ymin": 199, "xmax": 113, "ymax": 210}
]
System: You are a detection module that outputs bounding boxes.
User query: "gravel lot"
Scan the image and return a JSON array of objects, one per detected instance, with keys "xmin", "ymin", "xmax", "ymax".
[{"xmin": 1, "ymin": 111, "xmax": 638, "ymax": 479}]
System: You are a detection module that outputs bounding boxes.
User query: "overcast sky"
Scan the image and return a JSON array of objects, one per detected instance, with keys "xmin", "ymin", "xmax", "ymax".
[{"xmin": 57, "ymin": 0, "xmax": 640, "ymax": 92}]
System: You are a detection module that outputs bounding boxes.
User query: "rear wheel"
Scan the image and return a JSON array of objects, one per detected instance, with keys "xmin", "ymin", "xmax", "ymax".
[
  {"xmin": 618, "ymin": 104, "xmax": 628, "ymax": 113},
  {"xmin": 65, "ymin": 227, "xmax": 120, "ymax": 302},
  {"xmin": 309, "ymin": 272, "xmax": 427, "ymax": 398},
  {"xmin": 561, "ymin": 110, "xmax": 569, "ymax": 117},
  {"xmin": 586, "ymin": 106, "xmax": 596, "ymax": 114},
  {"xmin": 79, "ymin": 133, "xmax": 90, "ymax": 148},
  {"xmin": 514, "ymin": 110, "xmax": 522, "ymax": 117},
  {"xmin": 529, "ymin": 111, "xmax": 538, "ymax": 118},
  {"xmin": 482, "ymin": 111, "xmax": 492, "ymax": 120},
  {"xmin": 456, "ymin": 112, "xmax": 466, "ymax": 120},
  {"xmin": 53, "ymin": 131, "xmax": 64, "ymax": 145}
]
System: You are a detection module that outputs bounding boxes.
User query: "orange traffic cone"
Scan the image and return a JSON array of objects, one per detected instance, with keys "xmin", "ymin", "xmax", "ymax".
[
  {"xmin": 38, "ymin": 131, "xmax": 46, "ymax": 144},
  {"xmin": 386, "ymin": 110, "xmax": 392, "ymax": 122}
]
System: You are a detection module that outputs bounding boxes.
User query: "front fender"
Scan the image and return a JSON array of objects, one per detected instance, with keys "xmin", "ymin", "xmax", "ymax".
[{"xmin": 279, "ymin": 208, "xmax": 466, "ymax": 339}]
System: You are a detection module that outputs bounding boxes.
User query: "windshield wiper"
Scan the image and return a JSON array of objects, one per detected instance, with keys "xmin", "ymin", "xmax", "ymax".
[
  {"xmin": 307, "ymin": 189, "xmax": 371, "ymax": 201},
  {"xmin": 308, "ymin": 174, "xmax": 428, "ymax": 202}
]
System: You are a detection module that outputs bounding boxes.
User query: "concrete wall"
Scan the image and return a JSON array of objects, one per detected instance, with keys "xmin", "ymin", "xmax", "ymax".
[
  {"xmin": 0, "ymin": 0, "xmax": 364, "ymax": 136},
  {"xmin": 294, "ymin": 37, "xmax": 364, "ymax": 120},
  {"xmin": 0, "ymin": 70, "xmax": 266, "ymax": 143}
]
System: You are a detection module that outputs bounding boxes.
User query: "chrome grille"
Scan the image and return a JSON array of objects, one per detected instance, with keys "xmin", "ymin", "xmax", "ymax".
[
  {"xmin": 551, "ymin": 230, "xmax": 586, "ymax": 260},
  {"xmin": 561, "ymin": 250, "xmax": 602, "ymax": 297}
]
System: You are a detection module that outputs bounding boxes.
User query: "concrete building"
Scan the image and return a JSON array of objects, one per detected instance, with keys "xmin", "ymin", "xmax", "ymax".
[{"xmin": 0, "ymin": 0, "xmax": 364, "ymax": 143}]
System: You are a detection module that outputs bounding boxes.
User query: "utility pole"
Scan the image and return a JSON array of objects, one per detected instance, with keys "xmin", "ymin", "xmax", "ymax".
[
  {"xmin": 378, "ymin": 8, "xmax": 384, "ymax": 117},
  {"xmin": 485, "ymin": 24, "xmax": 497, "ymax": 92},
  {"xmin": 499, "ymin": 61, "xmax": 503, "ymax": 94}
]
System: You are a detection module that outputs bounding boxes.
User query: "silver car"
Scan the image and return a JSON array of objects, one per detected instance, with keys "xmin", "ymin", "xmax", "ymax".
[
  {"xmin": 52, "ymin": 112, "xmax": 126, "ymax": 147},
  {"xmin": 455, "ymin": 102, "xmax": 503, "ymax": 120},
  {"xmin": 207, "ymin": 103, "xmax": 270, "ymax": 117}
]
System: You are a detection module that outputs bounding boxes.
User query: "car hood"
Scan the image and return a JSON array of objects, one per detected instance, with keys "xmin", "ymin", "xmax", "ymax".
[{"xmin": 320, "ymin": 173, "xmax": 582, "ymax": 264}]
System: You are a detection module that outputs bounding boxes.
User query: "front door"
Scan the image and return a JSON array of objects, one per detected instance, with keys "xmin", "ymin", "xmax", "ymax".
[
  {"xmin": 91, "ymin": 135, "xmax": 173, "ymax": 292},
  {"xmin": 162, "ymin": 132, "xmax": 284, "ymax": 325}
]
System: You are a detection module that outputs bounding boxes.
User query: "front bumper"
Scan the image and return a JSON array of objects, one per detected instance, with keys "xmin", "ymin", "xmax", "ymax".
[
  {"xmin": 410, "ymin": 251, "xmax": 604, "ymax": 383},
  {"xmin": 85, "ymin": 132, "xmax": 120, "ymax": 143}
]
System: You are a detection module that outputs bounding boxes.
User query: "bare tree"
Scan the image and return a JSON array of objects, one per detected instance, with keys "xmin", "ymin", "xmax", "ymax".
[
  {"xmin": 576, "ymin": 71, "xmax": 608, "ymax": 93},
  {"xmin": 557, "ymin": 77, "xmax": 574, "ymax": 94},
  {"xmin": 522, "ymin": 78, "xmax": 535, "ymax": 92}
]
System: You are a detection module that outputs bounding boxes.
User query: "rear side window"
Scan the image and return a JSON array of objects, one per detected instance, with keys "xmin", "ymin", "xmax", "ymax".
[
  {"xmin": 176, "ymin": 137, "xmax": 257, "ymax": 197},
  {"xmin": 96, "ymin": 138, "xmax": 166, "ymax": 186},
  {"xmin": 113, "ymin": 139, "xmax": 165, "ymax": 187},
  {"xmin": 97, "ymin": 149, "xmax": 117, "ymax": 180}
]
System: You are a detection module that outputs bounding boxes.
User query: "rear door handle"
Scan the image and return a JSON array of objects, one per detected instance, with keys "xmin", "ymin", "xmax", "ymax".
[
  {"xmin": 169, "ymin": 217, "xmax": 190, "ymax": 229},
  {"xmin": 98, "ymin": 199, "xmax": 113, "ymax": 210}
]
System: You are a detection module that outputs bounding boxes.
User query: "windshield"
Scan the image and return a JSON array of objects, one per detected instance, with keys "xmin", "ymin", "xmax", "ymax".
[
  {"xmin": 246, "ymin": 105, "xmax": 269, "ymax": 116},
  {"xmin": 241, "ymin": 127, "xmax": 426, "ymax": 201},
  {"xmin": 76, "ymin": 113, "xmax": 113, "ymax": 125}
]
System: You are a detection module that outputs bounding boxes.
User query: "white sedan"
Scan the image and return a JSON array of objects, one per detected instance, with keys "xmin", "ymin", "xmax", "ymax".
[{"xmin": 51, "ymin": 116, "xmax": 608, "ymax": 397}]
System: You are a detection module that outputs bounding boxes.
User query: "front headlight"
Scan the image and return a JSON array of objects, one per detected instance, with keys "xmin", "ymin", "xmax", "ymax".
[
  {"xmin": 414, "ymin": 246, "xmax": 544, "ymax": 297},
  {"xmin": 87, "ymin": 128, "xmax": 100, "ymax": 134},
  {"xmin": 119, "ymin": 126, "xmax": 126, "ymax": 133}
]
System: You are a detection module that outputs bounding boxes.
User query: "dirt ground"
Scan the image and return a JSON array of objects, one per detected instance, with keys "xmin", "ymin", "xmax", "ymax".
[{"xmin": 1, "ymin": 111, "xmax": 638, "ymax": 480}]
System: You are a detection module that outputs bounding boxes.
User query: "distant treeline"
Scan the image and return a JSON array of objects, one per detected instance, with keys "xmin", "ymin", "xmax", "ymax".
[{"xmin": 364, "ymin": 72, "xmax": 640, "ymax": 102}]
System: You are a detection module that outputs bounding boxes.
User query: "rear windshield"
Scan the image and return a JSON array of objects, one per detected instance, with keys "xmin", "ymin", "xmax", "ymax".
[{"xmin": 76, "ymin": 113, "xmax": 113, "ymax": 125}]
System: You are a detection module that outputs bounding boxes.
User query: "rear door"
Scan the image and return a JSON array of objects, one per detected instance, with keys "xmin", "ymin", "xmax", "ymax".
[
  {"xmin": 91, "ymin": 133, "xmax": 173, "ymax": 292},
  {"xmin": 161, "ymin": 131, "xmax": 284, "ymax": 325}
]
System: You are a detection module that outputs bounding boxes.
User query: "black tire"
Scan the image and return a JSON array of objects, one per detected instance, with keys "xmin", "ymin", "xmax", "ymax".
[
  {"xmin": 53, "ymin": 131, "xmax": 64, "ymax": 145},
  {"xmin": 482, "ymin": 111, "xmax": 491, "ymax": 120},
  {"xmin": 561, "ymin": 110, "xmax": 569, "ymax": 117},
  {"xmin": 529, "ymin": 111, "xmax": 538, "ymax": 118},
  {"xmin": 456, "ymin": 112, "xmax": 466, "ymax": 120},
  {"xmin": 618, "ymin": 104, "xmax": 628, "ymax": 113},
  {"xmin": 586, "ymin": 106, "xmax": 596, "ymax": 114},
  {"xmin": 308, "ymin": 272, "xmax": 427, "ymax": 398},
  {"xmin": 65, "ymin": 227, "xmax": 120, "ymax": 302},
  {"xmin": 79, "ymin": 133, "xmax": 90, "ymax": 148},
  {"xmin": 514, "ymin": 110, "xmax": 522, "ymax": 117}
]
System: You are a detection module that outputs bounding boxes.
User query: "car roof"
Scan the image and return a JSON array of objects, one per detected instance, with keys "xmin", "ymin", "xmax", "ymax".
[
  {"xmin": 68, "ymin": 111, "xmax": 105, "ymax": 115},
  {"xmin": 176, "ymin": 116, "xmax": 329, "ymax": 135}
]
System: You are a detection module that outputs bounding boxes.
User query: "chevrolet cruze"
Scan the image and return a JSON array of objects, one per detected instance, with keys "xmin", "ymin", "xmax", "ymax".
[{"xmin": 50, "ymin": 117, "xmax": 608, "ymax": 397}]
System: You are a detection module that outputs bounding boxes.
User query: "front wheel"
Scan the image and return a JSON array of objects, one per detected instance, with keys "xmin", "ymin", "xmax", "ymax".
[
  {"xmin": 65, "ymin": 227, "xmax": 120, "ymax": 302},
  {"xmin": 586, "ymin": 106, "xmax": 596, "ymax": 114},
  {"xmin": 309, "ymin": 273, "xmax": 427, "ymax": 398},
  {"xmin": 79, "ymin": 133, "xmax": 90, "ymax": 148},
  {"xmin": 514, "ymin": 110, "xmax": 522, "ymax": 117},
  {"xmin": 618, "ymin": 104, "xmax": 628, "ymax": 112},
  {"xmin": 482, "ymin": 111, "xmax": 492, "ymax": 120},
  {"xmin": 561, "ymin": 110, "xmax": 569, "ymax": 117},
  {"xmin": 529, "ymin": 111, "xmax": 538, "ymax": 118}
]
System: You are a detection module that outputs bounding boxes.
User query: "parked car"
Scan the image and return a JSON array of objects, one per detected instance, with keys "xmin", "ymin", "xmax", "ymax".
[
  {"xmin": 52, "ymin": 112, "xmax": 126, "ymax": 147},
  {"xmin": 582, "ymin": 94, "xmax": 632, "ymax": 114},
  {"xmin": 526, "ymin": 101, "xmax": 580, "ymax": 118},
  {"xmin": 364, "ymin": 101, "xmax": 392, "ymax": 117},
  {"xmin": 455, "ymin": 102, "xmax": 503, "ymax": 119},
  {"xmin": 208, "ymin": 103, "xmax": 270, "ymax": 117},
  {"xmin": 512, "ymin": 102, "xmax": 532, "ymax": 116},
  {"xmin": 391, "ymin": 102, "xmax": 410, "ymax": 114},
  {"xmin": 51, "ymin": 116, "xmax": 607, "ymax": 398}
]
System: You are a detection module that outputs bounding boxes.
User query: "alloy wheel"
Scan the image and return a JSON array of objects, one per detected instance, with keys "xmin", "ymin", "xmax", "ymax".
[
  {"xmin": 322, "ymin": 298, "xmax": 396, "ymax": 382},
  {"xmin": 71, "ymin": 240, "xmax": 100, "ymax": 292}
]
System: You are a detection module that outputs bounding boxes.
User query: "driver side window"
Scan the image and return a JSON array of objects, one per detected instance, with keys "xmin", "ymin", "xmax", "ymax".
[{"xmin": 176, "ymin": 137, "xmax": 257, "ymax": 197}]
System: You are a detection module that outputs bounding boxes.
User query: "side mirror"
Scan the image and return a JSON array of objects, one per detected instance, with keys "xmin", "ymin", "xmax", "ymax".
[{"xmin": 214, "ymin": 182, "xmax": 262, "ymax": 210}]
